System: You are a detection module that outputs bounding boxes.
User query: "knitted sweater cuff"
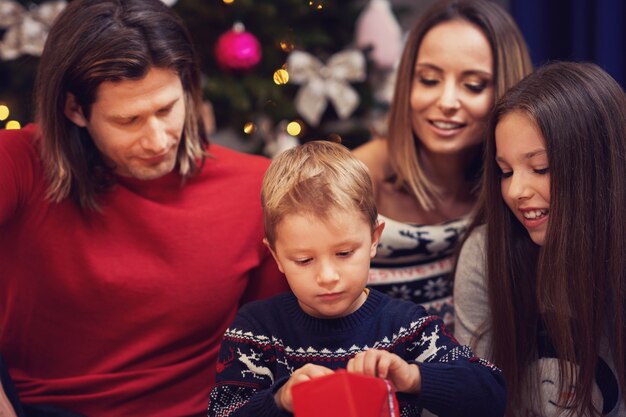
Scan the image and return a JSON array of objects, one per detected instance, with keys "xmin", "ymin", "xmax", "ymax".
[{"xmin": 246, "ymin": 387, "xmax": 292, "ymax": 417}]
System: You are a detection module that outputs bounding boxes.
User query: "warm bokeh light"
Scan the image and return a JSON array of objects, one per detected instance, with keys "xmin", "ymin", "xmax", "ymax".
[
  {"xmin": 279, "ymin": 40, "xmax": 294, "ymax": 52},
  {"xmin": 243, "ymin": 122, "xmax": 255, "ymax": 135},
  {"xmin": 286, "ymin": 121, "xmax": 302, "ymax": 136},
  {"xmin": 0, "ymin": 105, "xmax": 9, "ymax": 121},
  {"xmin": 273, "ymin": 69, "xmax": 289, "ymax": 85},
  {"xmin": 5, "ymin": 120, "xmax": 21, "ymax": 130},
  {"xmin": 223, "ymin": 0, "xmax": 234, "ymax": 4},
  {"xmin": 308, "ymin": 1, "xmax": 323, "ymax": 10}
]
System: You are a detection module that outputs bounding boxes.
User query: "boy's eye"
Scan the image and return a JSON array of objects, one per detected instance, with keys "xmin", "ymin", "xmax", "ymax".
[
  {"xmin": 118, "ymin": 117, "xmax": 138, "ymax": 126},
  {"xmin": 337, "ymin": 250, "xmax": 354, "ymax": 258},
  {"xmin": 295, "ymin": 258, "xmax": 312, "ymax": 265}
]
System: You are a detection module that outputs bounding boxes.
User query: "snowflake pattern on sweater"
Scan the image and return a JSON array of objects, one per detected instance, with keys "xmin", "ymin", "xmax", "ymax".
[{"xmin": 207, "ymin": 290, "xmax": 504, "ymax": 417}]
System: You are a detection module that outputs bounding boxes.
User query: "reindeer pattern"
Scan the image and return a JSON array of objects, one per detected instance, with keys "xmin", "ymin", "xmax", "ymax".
[
  {"xmin": 374, "ymin": 215, "xmax": 469, "ymax": 261},
  {"xmin": 368, "ymin": 215, "xmax": 470, "ymax": 323},
  {"xmin": 237, "ymin": 348, "xmax": 275, "ymax": 384},
  {"xmin": 208, "ymin": 291, "xmax": 503, "ymax": 417}
]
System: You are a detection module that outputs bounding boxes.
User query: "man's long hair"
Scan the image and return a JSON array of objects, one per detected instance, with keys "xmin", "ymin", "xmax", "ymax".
[{"xmin": 35, "ymin": 0, "xmax": 208, "ymax": 210}]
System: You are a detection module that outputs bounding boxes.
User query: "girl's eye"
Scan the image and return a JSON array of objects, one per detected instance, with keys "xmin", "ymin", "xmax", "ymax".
[{"xmin": 534, "ymin": 168, "xmax": 550, "ymax": 175}]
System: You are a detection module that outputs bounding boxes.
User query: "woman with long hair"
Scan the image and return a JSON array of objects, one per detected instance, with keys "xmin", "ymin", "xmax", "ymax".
[{"xmin": 353, "ymin": 0, "xmax": 532, "ymax": 326}]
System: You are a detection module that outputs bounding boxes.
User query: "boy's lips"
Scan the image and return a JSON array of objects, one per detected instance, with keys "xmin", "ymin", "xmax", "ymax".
[{"xmin": 318, "ymin": 292, "xmax": 343, "ymax": 301}]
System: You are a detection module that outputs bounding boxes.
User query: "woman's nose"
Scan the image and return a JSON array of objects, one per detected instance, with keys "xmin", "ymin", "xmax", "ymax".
[{"xmin": 437, "ymin": 80, "xmax": 461, "ymax": 112}]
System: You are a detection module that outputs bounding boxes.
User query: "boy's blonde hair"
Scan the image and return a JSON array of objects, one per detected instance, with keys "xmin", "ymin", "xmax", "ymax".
[{"xmin": 262, "ymin": 141, "xmax": 378, "ymax": 248}]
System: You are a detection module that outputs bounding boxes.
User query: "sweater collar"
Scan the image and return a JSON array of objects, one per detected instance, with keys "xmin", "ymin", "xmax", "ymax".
[{"xmin": 283, "ymin": 289, "xmax": 385, "ymax": 333}]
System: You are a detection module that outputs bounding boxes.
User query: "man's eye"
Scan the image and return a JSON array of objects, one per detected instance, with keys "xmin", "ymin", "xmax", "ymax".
[{"xmin": 158, "ymin": 107, "xmax": 173, "ymax": 116}]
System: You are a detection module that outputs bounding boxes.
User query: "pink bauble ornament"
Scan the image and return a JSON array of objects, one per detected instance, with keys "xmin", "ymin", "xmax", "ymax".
[{"xmin": 214, "ymin": 22, "xmax": 262, "ymax": 71}]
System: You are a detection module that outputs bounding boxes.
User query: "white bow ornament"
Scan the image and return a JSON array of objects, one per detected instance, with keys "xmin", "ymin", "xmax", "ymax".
[
  {"xmin": 0, "ymin": 0, "xmax": 67, "ymax": 60},
  {"xmin": 286, "ymin": 49, "xmax": 366, "ymax": 126}
]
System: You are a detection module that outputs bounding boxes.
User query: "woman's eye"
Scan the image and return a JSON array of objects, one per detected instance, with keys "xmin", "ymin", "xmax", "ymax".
[
  {"xmin": 534, "ymin": 168, "xmax": 550, "ymax": 175},
  {"xmin": 465, "ymin": 83, "xmax": 487, "ymax": 93},
  {"xmin": 419, "ymin": 78, "xmax": 438, "ymax": 86},
  {"xmin": 500, "ymin": 171, "xmax": 513, "ymax": 179}
]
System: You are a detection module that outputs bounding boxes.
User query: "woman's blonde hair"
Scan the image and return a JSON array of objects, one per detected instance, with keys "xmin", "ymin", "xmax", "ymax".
[{"xmin": 387, "ymin": 0, "xmax": 532, "ymax": 210}]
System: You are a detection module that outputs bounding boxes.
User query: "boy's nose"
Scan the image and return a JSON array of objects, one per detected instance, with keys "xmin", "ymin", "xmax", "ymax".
[{"xmin": 316, "ymin": 262, "xmax": 340, "ymax": 287}]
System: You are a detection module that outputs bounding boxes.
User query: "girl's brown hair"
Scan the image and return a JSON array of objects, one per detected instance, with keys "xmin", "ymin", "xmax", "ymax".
[{"xmin": 481, "ymin": 61, "xmax": 626, "ymax": 416}]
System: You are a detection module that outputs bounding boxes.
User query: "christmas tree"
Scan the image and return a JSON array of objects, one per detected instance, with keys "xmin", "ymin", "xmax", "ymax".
[
  {"xmin": 175, "ymin": 0, "xmax": 405, "ymax": 154},
  {"xmin": 0, "ymin": 0, "xmax": 406, "ymax": 154}
]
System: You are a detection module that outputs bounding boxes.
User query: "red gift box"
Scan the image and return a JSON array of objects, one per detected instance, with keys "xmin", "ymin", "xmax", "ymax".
[{"xmin": 292, "ymin": 370, "xmax": 400, "ymax": 417}]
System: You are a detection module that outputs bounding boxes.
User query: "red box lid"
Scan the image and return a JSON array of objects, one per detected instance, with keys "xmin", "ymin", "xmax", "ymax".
[{"xmin": 292, "ymin": 370, "xmax": 400, "ymax": 417}]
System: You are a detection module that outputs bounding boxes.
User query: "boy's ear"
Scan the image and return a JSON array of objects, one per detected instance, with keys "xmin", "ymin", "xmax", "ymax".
[
  {"xmin": 263, "ymin": 238, "xmax": 284, "ymax": 273},
  {"xmin": 64, "ymin": 93, "xmax": 88, "ymax": 127},
  {"xmin": 370, "ymin": 219, "xmax": 385, "ymax": 258}
]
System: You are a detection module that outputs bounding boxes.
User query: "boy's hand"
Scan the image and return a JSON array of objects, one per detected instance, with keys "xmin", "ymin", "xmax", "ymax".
[
  {"xmin": 274, "ymin": 363, "xmax": 334, "ymax": 412},
  {"xmin": 346, "ymin": 349, "xmax": 421, "ymax": 394}
]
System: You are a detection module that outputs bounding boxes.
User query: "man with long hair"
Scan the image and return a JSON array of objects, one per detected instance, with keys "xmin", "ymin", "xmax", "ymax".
[{"xmin": 0, "ymin": 1, "xmax": 288, "ymax": 416}]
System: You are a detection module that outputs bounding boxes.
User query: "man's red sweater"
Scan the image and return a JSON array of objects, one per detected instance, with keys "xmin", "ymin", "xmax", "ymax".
[{"xmin": 0, "ymin": 125, "xmax": 288, "ymax": 416}]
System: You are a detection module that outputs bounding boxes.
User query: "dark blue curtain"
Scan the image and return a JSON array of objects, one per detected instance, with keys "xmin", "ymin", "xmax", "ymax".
[{"xmin": 511, "ymin": 0, "xmax": 625, "ymax": 88}]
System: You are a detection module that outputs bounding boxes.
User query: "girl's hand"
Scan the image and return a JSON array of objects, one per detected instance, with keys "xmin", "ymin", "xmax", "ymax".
[{"xmin": 347, "ymin": 349, "xmax": 421, "ymax": 394}]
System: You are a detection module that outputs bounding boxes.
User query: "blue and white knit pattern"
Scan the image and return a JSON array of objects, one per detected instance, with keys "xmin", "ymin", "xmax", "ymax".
[
  {"xmin": 369, "ymin": 215, "xmax": 470, "ymax": 327},
  {"xmin": 207, "ymin": 290, "xmax": 504, "ymax": 417}
]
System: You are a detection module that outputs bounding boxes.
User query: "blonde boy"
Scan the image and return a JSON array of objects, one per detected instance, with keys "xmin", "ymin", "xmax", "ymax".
[{"xmin": 208, "ymin": 141, "xmax": 505, "ymax": 417}]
